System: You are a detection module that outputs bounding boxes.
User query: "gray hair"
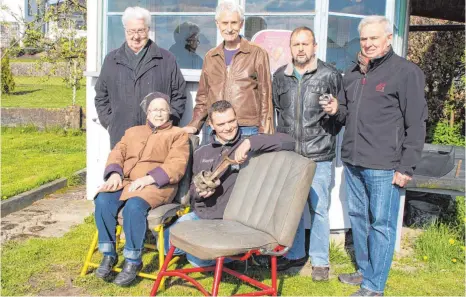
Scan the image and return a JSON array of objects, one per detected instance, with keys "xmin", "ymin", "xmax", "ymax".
[
  {"xmin": 215, "ymin": 1, "xmax": 244, "ymax": 21},
  {"xmin": 358, "ymin": 15, "xmax": 393, "ymax": 35},
  {"xmin": 122, "ymin": 6, "xmax": 151, "ymax": 28}
]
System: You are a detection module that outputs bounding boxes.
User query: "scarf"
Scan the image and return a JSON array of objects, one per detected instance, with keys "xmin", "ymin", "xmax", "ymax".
[{"xmin": 357, "ymin": 46, "xmax": 391, "ymax": 74}]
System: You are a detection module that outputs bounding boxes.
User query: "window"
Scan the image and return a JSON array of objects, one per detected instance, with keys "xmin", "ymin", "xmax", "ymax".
[
  {"xmin": 244, "ymin": 0, "xmax": 315, "ymax": 40},
  {"xmin": 106, "ymin": 0, "xmax": 217, "ymax": 70},
  {"xmin": 104, "ymin": 0, "xmax": 402, "ymax": 73},
  {"xmin": 325, "ymin": 0, "xmax": 387, "ymax": 72}
]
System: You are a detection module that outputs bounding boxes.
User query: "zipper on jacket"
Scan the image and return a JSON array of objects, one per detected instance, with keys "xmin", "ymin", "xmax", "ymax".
[
  {"xmin": 295, "ymin": 78, "xmax": 302, "ymax": 154},
  {"xmin": 352, "ymin": 74, "xmax": 366, "ymax": 164}
]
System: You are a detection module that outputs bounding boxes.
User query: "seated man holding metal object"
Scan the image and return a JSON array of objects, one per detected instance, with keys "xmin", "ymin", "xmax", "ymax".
[{"xmin": 163, "ymin": 100, "xmax": 295, "ymax": 267}]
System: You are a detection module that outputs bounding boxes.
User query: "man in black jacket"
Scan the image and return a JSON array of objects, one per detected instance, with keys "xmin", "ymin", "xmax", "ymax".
[
  {"xmin": 322, "ymin": 16, "xmax": 427, "ymax": 296},
  {"xmin": 164, "ymin": 100, "xmax": 295, "ymax": 267},
  {"xmin": 95, "ymin": 6, "xmax": 186, "ymax": 148},
  {"xmin": 272, "ymin": 26, "xmax": 343, "ymax": 281}
]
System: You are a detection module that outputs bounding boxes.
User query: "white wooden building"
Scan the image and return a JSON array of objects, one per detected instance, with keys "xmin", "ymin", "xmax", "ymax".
[{"xmin": 85, "ymin": 0, "xmax": 410, "ymax": 239}]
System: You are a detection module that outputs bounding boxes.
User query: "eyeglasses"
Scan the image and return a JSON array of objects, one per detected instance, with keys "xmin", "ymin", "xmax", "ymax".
[
  {"xmin": 148, "ymin": 108, "xmax": 170, "ymax": 114},
  {"xmin": 125, "ymin": 28, "xmax": 148, "ymax": 36},
  {"xmin": 186, "ymin": 38, "xmax": 200, "ymax": 44}
]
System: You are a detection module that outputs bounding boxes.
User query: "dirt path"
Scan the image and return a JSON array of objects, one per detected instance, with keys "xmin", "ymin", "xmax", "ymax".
[{"xmin": 1, "ymin": 185, "xmax": 94, "ymax": 244}]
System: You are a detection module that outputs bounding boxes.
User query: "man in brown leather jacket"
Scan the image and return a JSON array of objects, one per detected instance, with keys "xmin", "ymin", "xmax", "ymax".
[{"xmin": 183, "ymin": 0, "xmax": 274, "ymax": 138}]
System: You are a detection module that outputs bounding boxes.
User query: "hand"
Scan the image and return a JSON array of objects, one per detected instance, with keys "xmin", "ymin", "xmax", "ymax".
[
  {"xmin": 128, "ymin": 175, "xmax": 155, "ymax": 192},
  {"xmin": 101, "ymin": 173, "xmax": 122, "ymax": 191},
  {"xmin": 196, "ymin": 179, "xmax": 220, "ymax": 198},
  {"xmin": 392, "ymin": 171, "xmax": 412, "ymax": 188},
  {"xmin": 234, "ymin": 139, "xmax": 251, "ymax": 164},
  {"xmin": 319, "ymin": 94, "xmax": 338, "ymax": 115},
  {"xmin": 182, "ymin": 126, "xmax": 198, "ymax": 134}
]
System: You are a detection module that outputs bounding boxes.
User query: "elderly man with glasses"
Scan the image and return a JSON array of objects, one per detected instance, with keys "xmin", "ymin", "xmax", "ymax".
[{"xmin": 95, "ymin": 6, "xmax": 187, "ymax": 148}]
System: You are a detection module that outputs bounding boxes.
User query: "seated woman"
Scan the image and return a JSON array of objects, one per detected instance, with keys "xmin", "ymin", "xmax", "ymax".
[{"xmin": 93, "ymin": 92, "xmax": 189, "ymax": 286}]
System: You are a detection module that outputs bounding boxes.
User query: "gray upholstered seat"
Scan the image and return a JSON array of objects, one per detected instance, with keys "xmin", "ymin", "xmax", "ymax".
[
  {"xmin": 169, "ymin": 150, "xmax": 316, "ymax": 260},
  {"xmin": 147, "ymin": 203, "xmax": 182, "ymax": 227},
  {"xmin": 170, "ymin": 220, "xmax": 277, "ymax": 260}
]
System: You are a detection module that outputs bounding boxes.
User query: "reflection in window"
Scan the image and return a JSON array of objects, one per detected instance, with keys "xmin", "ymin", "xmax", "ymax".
[
  {"xmin": 329, "ymin": 0, "xmax": 385, "ymax": 15},
  {"xmin": 107, "ymin": 0, "xmax": 216, "ymax": 12},
  {"xmin": 246, "ymin": 0, "xmax": 315, "ymax": 13},
  {"xmin": 27, "ymin": 0, "xmax": 33, "ymax": 16},
  {"xmin": 326, "ymin": 16, "xmax": 361, "ymax": 72},
  {"xmin": 169, "ymin": 21, "xmax": 203, "ymax": 69},
  {"xmin": 244, "ymin": 16, "xmax": 314, "ymax": 41},
  {"xmin": 107, "ymin": 16, "xmax": 216, "ymax": 69}
]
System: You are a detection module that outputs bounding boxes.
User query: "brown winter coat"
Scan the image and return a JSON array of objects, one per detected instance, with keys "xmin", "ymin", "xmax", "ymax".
[{"xmin": 96, "ymin": 122, "xmax": 189, "ymax": 208}]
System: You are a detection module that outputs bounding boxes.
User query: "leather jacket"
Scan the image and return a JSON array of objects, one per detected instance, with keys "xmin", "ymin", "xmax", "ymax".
[
  {"xmin": 188, "ymin": 37, "xmax": 274, "ymax": 134},
  {"xmin": 273, "ymin": 59, "xmax": 343, "ymax": 161}
]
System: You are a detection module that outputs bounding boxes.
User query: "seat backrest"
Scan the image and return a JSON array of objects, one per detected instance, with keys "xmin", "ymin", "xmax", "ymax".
[
  {"xmin": 223, "ymin": 151, "xmax": 316, "ymax": 248},
  {"xmin": 172, "ymin": 135, "xmax": 199, "ymax": 205}
]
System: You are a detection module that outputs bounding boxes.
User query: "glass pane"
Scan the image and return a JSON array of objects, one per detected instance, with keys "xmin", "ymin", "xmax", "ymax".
[
  {"xmin": 245, "ymin": 16, "xmax": 314, "ymax": 73},
  {"xmin": 108, "ymin": 0, "xmax": 217, "ymax": 13},
  {"xmin": 326, "ymin": 16, "xmax": 361, "ymax": 72},
  {"xmin": 246, "ymin": 0, "xmax": 315, "ymax": 13},
  {"xmin": 329, "ymin": 0, "xmax": 385, "ymax": 15},
  {"xmin": 244, "ymin": 15, "xmax": 314, "ymax": 41},
  {"xmin": 107, "ymin": 16, "xmax": 217, "ymax": 69}
]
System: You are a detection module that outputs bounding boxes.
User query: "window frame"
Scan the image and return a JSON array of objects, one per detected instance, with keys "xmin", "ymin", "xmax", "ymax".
[{"xmin": 101, "ymin": 0, "xmax": 404, "ymax": 79}]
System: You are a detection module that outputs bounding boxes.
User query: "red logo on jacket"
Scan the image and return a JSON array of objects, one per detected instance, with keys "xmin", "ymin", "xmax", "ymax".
[{"xmin": 376, "ymin": 83, "xmax": 386, "ymax": 92}]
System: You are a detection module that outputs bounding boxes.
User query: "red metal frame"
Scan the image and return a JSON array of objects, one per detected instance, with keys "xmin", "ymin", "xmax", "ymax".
[{"xmin": 150, "ymin": 245, "xmax": 284, "ymax": 296}]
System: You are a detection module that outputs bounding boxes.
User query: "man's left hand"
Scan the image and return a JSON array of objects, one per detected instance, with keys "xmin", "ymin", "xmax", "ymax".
[
  {"xmin": 128, "ymin": 175, "xmax": 155, "ymax": 192},
  {"xmin": 392, "ymin": 171, "xmax": 412, "ymax": 188}
]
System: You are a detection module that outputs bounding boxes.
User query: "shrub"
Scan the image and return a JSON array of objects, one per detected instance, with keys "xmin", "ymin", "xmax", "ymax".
[
  {"xmin": 454, "ymin": 196, "xmax": 465, "ymax": 239},
  {"xmin": 8, "ymin": 38, "xmax": 24, "ymax": 57},
  {"xmin": 23, "ymin": 47, "xmax": 44, "ymax": 56},
  {"xmin": 1, "ymin": 52, "xmax": 16, "ymax": 94},
  {"xmin": 427, "ymin": 120, "xmax": 465, "ymax": 146}
]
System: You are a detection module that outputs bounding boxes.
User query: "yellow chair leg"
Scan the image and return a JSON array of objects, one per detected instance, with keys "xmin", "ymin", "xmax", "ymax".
[
  {"xmin": 156, "ymin": 225, "xmax": 166, "ymax": 291},
  {"xmin": 116, "ymin": 225, "xmax": 122, "ymax": 248},
  {"xmin": 80, "ymin": 230, "xmax": 99, "ymax": 276}
]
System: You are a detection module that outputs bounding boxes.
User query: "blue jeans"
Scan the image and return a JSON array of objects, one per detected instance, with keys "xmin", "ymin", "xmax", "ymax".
[
  {"xmin": 94, "ymin": 191, "xmax": 151, "ymax": 263},
  {"xmin": 344, "ymin": 164, "xmax": 400, "ymax": 293},
  {"xmin": 202, "ymin": 126, "xmax": 259, "ymax": 145},
  {"xmin": 163, "ymin": 212, "xmax": 232, "ymax": 267},
  {"xmin": 285, "ymin": 161, "xmax": 332, "ymax": 267}
]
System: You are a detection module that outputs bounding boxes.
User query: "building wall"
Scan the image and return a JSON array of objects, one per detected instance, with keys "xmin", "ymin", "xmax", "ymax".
[{"xmin": 0, "ymin": 0, "xmax": 38, "ymax": 47}]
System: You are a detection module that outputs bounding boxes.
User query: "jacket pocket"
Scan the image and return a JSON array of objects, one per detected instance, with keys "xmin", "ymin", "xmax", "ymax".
[{"xmin": 277, "ymin": 85, "xmax": 292, "ymax": 108}]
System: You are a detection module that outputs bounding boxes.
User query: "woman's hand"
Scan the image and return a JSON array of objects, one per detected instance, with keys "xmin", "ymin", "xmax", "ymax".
[
  {"xmin": 128, "ymin": 175, "xmax": 155, "ymax": 192},
  {"xmin": 101, "ymin": 173, "xmax": 122, "ymax": 191}
]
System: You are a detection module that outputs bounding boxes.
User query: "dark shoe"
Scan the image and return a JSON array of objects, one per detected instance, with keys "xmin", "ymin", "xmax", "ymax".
[
  {"xmin": 113, "ymin": 260, "xmax": 143, "ymax": 286},
  {"xmin": 95, "ymin": 255, "xmax": 118, "ymax": 279},
  {"xmin": 312, "ymin": 266, "xmax": 329, "ymax": 281},
  {"xmin": 350, "ymin": 288, "xmax": 384, "ymax": 296},
  {"xmin": 338, "ymin": 271, "xmax": 363, "ymax": 286},
  {"xmin": 250, "ymin": 255, "xmax": 271, "ymax": 269},
  {"xmin": 276, "ymin": 256, "xmax": 308, "ymax": 271}
]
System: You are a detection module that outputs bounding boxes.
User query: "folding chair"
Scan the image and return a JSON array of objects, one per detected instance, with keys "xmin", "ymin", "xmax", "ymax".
[
  {"xmin": 80, "ymin": 135, "xmax": 199, "ymax": 286},
  {"xmin": 150, "ymin": 150, "xmax": 316, "ymax": 296}
]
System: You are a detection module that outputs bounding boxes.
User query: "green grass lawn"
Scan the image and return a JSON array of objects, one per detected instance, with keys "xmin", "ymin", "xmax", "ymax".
[
  {"xmin": 1, "ymin": 215, "xmax": 464, "ymax": 296},
  {"xmin": 1, "ymin": 127, "xmax": 86, "ymax": 199},
  {"xmin": 1, "ymin": 76, "xmax": 86, "ymax": 108}
]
